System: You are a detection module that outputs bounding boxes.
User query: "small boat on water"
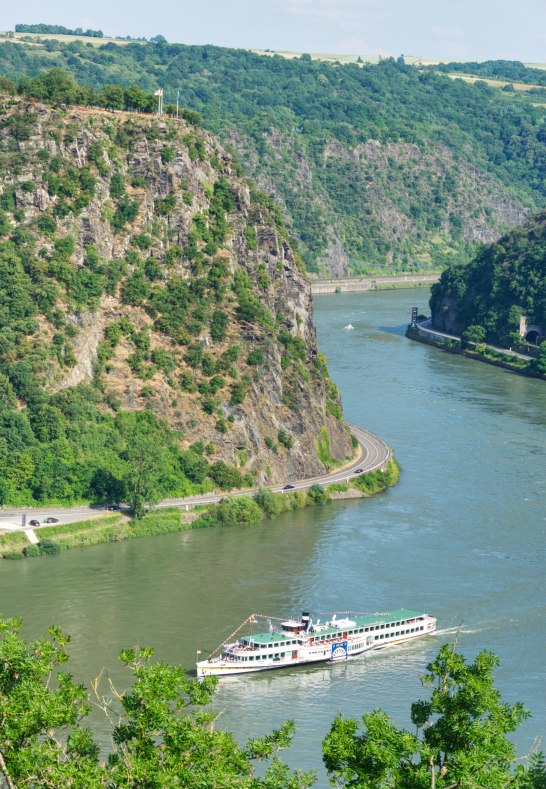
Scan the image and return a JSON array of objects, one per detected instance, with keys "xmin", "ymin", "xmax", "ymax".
[{"xmin": 196, "ymin": 608, "xmax": 436, "ymax": 677}]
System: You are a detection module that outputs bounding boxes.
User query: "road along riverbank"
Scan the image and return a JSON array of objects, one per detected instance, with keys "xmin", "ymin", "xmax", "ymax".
[
  {"xmin": 406, "ymin": 320, "xmax": 545, "ymax": 381},
  {"xmin": 0, "ymin": 425, "xmax": 397, "ymax": 559}
]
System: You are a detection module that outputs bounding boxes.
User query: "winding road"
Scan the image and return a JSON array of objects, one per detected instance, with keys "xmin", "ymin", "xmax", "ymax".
[{"xmin": 0, "ymin": 424, "xmax": 390, "ymax": 533}]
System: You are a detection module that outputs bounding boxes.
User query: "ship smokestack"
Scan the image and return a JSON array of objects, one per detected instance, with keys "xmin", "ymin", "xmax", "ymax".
[{"xmin": 302, "ymin": 612, "xmax": 311, "ymax": 631}]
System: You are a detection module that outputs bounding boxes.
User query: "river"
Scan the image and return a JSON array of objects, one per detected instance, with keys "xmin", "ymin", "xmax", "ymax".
[{"xmin": 2, "ymin": 288, "xmax": 545, "ymax": 784}]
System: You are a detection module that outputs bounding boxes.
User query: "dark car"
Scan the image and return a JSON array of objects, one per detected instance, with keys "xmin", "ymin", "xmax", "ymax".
[
  {"xmin": 107, "ymin": 504, "xmax": 121, "ymax": 511},
  {"xmin": 353, "ymin": 468, "xmax": 364, "ymax": 474},
  {"xmin": 29, "ymin": 519, "xmax": 40, "ymax": 527},
  {"xmin": 283, "ymin": 484, "xmax": 295, "ymax": 490},
  {"xmin": 44, "ymin": 517, "xmax": 59, "ymax": 524}
]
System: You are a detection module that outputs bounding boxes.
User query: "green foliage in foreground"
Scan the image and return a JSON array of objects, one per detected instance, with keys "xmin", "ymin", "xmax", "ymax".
[
  {"xmin": 0, "ymin": 617, "xmax": 544, "ymax": 788},
  {"xmin": 323, "ymin": 642, "xmax": 544, "ymax": 789},
  {"xmin": 0, "ymin": 616, "xmax": 315, "ymax": 788}
]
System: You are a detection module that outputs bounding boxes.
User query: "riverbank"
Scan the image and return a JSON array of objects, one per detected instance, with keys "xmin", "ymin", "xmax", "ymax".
[
  {"xmin": 0, "ymin": 461, "xmax": 400, "ymax": 559},
  {"xmin": 310, "ymin": 273, "xmax": 440, "ymax": 295},
  {"xmin": 406, "ymin": 323, "xmax": 546, "ymax": 381}
]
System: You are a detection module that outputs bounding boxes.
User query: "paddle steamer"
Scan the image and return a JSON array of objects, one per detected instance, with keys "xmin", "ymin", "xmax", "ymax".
[{"xmin": 196, "ymin": 608, "xmax": 436, "ymax": 677}]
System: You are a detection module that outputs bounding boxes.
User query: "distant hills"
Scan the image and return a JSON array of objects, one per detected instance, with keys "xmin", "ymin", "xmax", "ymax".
[{"xmin": 0, "ymin": 34, "xmax": 544, "ymax": 274}]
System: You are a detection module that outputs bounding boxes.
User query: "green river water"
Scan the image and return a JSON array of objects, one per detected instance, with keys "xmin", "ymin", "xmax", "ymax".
[{"xmin": 2, "ymin": 288, "xmax": 545, "ymax": 784}]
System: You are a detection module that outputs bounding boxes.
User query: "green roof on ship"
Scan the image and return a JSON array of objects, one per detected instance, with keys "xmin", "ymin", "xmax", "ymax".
[{"xmin": 242, "ymin": 608, "xmax": 428, "ymax": 645}]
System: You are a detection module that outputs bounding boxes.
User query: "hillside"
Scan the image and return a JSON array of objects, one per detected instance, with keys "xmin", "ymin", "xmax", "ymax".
[
  {"xmin": 0, "ymin": 96, "xmax": 352, "ymax": 507},
  {"xmin": 430, "ymin": 212, "xmax": 546, "ymax": 347},
  {"xmin": 0, "ymin": 40, "xmax": 544, "ymax": 273}
]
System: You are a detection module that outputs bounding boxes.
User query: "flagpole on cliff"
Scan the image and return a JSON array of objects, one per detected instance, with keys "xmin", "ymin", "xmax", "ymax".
[{"xmin": 155, "ymin": 88, "xmax": 163, "ymax": 116}]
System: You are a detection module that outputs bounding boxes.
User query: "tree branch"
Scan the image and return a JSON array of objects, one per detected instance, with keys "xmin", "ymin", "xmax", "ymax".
[{"xmin": 0, "ymin": 751, "xmax": 17, "ymax": 789}]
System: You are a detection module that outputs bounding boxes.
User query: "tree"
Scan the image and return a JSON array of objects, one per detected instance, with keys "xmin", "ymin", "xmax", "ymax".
[
  {"xmin": 98, "ymin": 83, "xmax": 125, "ymax": 110},
  {"xmin": 536, "ymin": 341, "xmax": 546, "ymax": 375},
  {"xmin": 123, "ymin": 426, "xmax": 166, "ymax": 518},
  {"xmin": 461, "ymin": 324, "xmax": 486, "ymax": 345},
  {"xmin": 19, "ymin": 68, "xmax": 83, "ymax": 104},
  {"xmin": 323, "ymin": 642, "xmax": 533, "ymax": 789},
  {"xmin": 0, "ymin": 616, "xmax": 316, "ymax": 787}
]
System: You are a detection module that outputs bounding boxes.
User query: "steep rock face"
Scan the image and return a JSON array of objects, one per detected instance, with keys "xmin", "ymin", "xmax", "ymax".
[
  {"xmin": 0, "ymin": 98, "xmax": 352, "ymax": 485},
  {"xmin": 229, "ymin": 128, "xmax": 530, "ymax": 275}
]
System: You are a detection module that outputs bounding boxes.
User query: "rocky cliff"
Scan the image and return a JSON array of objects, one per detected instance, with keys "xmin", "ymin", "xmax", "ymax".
[{"xmin": 0, "ymin": 97, "xmax": 352, "ymax": 503}]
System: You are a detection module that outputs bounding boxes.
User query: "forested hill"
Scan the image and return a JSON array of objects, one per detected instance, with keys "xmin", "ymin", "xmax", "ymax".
[
  {"xmin": 0, "ymin": 96, "xmax": 351, "ymax": 507},
  {"xmin": 0, "ymin": 39, "xmax": 545, "ymax": 273},
  {"xmin": 430, "ymin": 212, "xmax": 546, "ymax": 347}
]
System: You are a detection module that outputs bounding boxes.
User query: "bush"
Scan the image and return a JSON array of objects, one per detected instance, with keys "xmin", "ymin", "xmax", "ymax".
[
  {"xmin": 230, "ymin": 381, "xmax": 247, "ymax": 406},
  {"xmin": 23, "ymin": 544, "xmax": 42, "ymax": 558},
  {"xmin": 254, "ymin": 487, "xmax": 290, "ymax": 518},
  {"xmin": 132, "ymin": 233, "xmax": 152, "ymax": 249},
  {"xmin": 352, "ymin": 459, "xmax": 400, "ymax": 495},
  {"xmin": 247, "ymin": 349, "xmax": 264, "ymax": 366},
  {"xmin": 278, "ymin": 429, "xmax": 293, "ymax": 449},
  {"xmin": 307, "ymin": 483, "xmax": 328, "ymax": 504},
  {"xmin": 209, "ymin": 461, "xmax": 246, "ymax": 490},
  {"xmin": 39, "ymin": 538, "xmax": 61, "ymax": 555},
  {"xmin": 160, "ymin": 147, "xmax": 175, "ymax": 164}
]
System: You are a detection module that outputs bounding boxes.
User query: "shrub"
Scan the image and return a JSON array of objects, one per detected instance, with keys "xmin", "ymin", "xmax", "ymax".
[
  {"xmin": 230, "ymin": 381, "xmax": 248, "ymax": 406},
  {"xmin": 253, "ymin": 488, "xmax": 289, "ymax": 518},
  {"xmin": 264, "ymin": 437, "xmax": 277, "ymax": 452},
  {"xmin": 247, "ymin": 349, "xmax": 264, "ymax": 366},
  {"xmin": 109, "ymin": 172, "xmax": 125, "ymax": 199},
  {"xmin": 131, "ymin": 174, "xmax": 147, "ymax": 188},
  {"xmin": 209, "ymin": 461, "xmax": 245, "ymax": 490},
  {"xmin": 39, "ymin": 538, "xmax": 61, "ymax": 555},
  {"xmin": 278, "ymin": 429, "xmax": 293, "ymax": 449},
  {"xmin": 216, "ymin": 417, "xmax": 228, "ymax": 433},
  {"xmin": 179, "ymin": 371, "xmax": 197, "ymax": 392},
  {"xmin": 132, "ymin": 233, "xmax": 152, "ymax": 250},
  {"xmin": 23, "ymin": 544, "xmax": 42, "ymax": 558},
  {"xmin": 37, "ymin": 213, "xmax": 57, "ymax": 235},
  {"xmin": 111, "ymin": 197, "xmax": 139, "ymax": 232},
  {"xmin": 210, "ymin": 311, "xmax": 228, "ymax": 343},
  {"xmin": 160, "ymin": 146, "xmax": 175, "ymax": 164},
  {"xmin": 307, "ymin": 483, "xmax": 328, "ymax": 504},
  {"xmin": 352, "ymin": 459, "xmax": 400, "ymax": 494}
]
